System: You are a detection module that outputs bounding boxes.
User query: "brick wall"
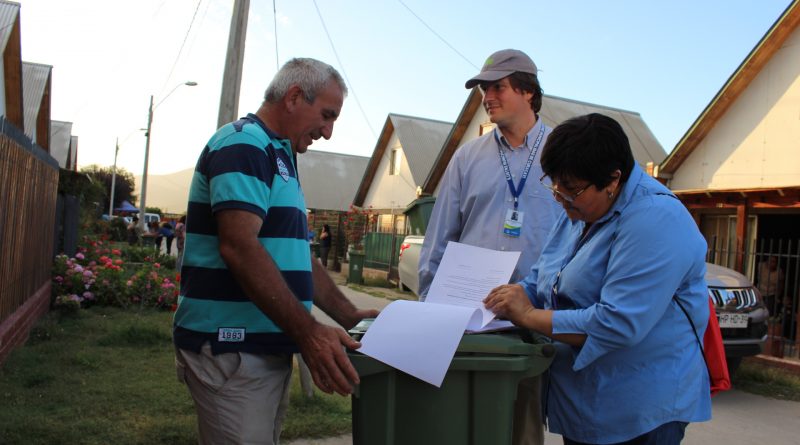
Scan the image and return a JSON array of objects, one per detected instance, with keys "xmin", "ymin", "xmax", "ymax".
[{"xmin": 0, "ymin": 282, "xmax": 50, "ymax": 365}]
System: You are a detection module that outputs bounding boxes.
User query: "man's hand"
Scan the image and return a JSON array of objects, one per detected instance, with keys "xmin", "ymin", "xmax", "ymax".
[{"xmin": 297, "ymin": 322, "xmax": 362, "ymax": 396}]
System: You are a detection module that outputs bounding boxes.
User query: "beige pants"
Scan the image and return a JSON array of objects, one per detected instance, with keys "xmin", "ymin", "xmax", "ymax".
[
  {"xmin": 513, "ymin": 375, "xmax": 544, "ymax": 445},
  {"xmin": 176, "ymin": 344, "xmax": 292, "ymax": 445}
]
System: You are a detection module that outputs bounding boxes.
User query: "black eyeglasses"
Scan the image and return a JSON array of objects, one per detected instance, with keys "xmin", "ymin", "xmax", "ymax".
[{"xmin": 539, "ymin": 174, "xmax": 590, "ymax": 204}]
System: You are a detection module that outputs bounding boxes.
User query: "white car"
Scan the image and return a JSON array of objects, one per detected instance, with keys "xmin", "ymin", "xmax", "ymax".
[{"xmin": 398, "ymin": 235, "xmax": 768, "ymax": 371}]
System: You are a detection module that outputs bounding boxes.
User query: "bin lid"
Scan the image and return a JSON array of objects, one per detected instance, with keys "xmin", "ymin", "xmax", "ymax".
[
  {"xmin": 349, "ymin": 319, "xmax": 538, "ymax": 356},
  {"xmin": 456, "ymin": 332, "xmax": 538, "ymax": 355},
  {"xmin": 402, "ymin": 196, "xmax": 436, "ymax": 215}
]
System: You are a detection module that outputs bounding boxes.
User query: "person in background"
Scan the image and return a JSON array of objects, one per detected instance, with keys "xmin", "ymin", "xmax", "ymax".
[
  {"xmin": 319, "ymin": 224, "xmax": 332, "ymax": 268},
  {"xmin": 173, "ymin": 57, "xmax": 379, "ymax": 444},
  {"xmin": 418, "ymin": 48, "xmax": 562, "ymax": 445},
  {"xmin": 757, "ymin": 255, "xmax": 785, "ymax": 314},
  {"xmin": 127, "ymin": 216, "xmax": 141, "ymax": 246},
  {"xmin": 158, "ymin": 222, "xmax": 175, "ymax": 255},
  {"xmin": 485, "ymin": 113, "xmax": 711, "ymax": 444},
  {"xmin": 175, "ymin": 215, "xmax": 186, "ymax": 269}
]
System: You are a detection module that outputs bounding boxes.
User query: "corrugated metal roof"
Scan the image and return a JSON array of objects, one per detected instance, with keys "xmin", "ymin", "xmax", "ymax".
[
  {"xmin": 388, "ymin": 114, "xmax": 453, "ymax": 185},
  {"xmin": 424, "ymin": 89, "xmax": 667, "ymax": 194},
  {"xmin": 298, "ymin": 149, "xmax": 370, "ymax": 212},
  {"xmin": 0, "ymin": 1, "xmax": 19, "ymax": 49},
  {"xmin": 539, "ymin": 95, "xmax": 667, "ymax": 166},
  {"xmin": 22, "ymin": 62, "xmax": 52, "ymax": 140},
  {"xmin": 50, "ymin": 120, "xmax": 72, "ymax": 169}
]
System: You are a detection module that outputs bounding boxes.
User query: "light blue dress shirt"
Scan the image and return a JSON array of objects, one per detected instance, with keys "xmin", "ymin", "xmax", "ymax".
[
  {"xmin": 519, "ymin": 165, "xmax": 712, "ymax": 443},
  {"xmin": 419, "ymin": 120, "xmax": 562, "ymax": 299}
]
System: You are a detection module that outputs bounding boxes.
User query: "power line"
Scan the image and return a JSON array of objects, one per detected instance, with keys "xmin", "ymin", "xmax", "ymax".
[
  {"xmin": 273, "ymin": 0, "xmax": 279, "ymax": 70},
  {"xmin": 311, "ymin": 0, "xmax": 377, "ymax": 139},
  {"xmin": 160, "ymin": 0, "xmax": 203, "ymax": 94},
  {"xmin": 396, "ymin": 0, "xmax": 479, "ymax": 71}
]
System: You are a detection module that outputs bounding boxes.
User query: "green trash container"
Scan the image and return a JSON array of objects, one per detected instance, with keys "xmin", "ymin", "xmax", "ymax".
[
  {"xmin": 348, "ymin": 329, "xmax": 555, "ymax": 445},
  {"xmin": 403, "ymin": 196, "xmax": 436, "ymax": 236}
]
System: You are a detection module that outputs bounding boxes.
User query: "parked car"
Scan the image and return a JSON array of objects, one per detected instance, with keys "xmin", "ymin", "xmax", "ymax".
[{"xmin": 398, "ymin": 235, "xmax": 768, "ymax": 372}]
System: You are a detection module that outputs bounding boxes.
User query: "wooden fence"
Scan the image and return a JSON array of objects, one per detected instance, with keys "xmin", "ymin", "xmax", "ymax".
[{"xmin": 0, "ymin": 116, "xmax": 59, "ymax": 351}]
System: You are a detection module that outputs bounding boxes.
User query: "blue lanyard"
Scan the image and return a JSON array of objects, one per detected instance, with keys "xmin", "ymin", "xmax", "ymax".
[{"xmin": 497, "ymin": 124, "xmax": 545, "ymax": 210}]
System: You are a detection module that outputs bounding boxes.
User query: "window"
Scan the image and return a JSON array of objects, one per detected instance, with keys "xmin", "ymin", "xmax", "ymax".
[{"xmin": 389, "ymin": 148, "xmax": 401, "ymax": 176}]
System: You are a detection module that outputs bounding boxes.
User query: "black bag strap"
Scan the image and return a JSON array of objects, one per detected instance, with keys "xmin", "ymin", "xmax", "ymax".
[{"xmin": 674, "ymin": 296, "xmax": 711, "ymax": 379}]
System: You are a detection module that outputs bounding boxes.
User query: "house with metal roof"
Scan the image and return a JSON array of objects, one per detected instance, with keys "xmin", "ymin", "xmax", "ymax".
[
  {"xmin": 50, "ymin": 120, "xmax": 78, "ymax": 170},
  {"xmin": 300, "ymin": 149, "xmax": 370, "ymax": 212},
  {"xmin": 657, "ymin": 0, "xmax": 800, "ymax": 300},
  {"xmin": 296, "ymin": 149, "xmax": 370, "ymax": 269},
  {"xmin": 353, "ymin": 113, "xmax": 453, "ymax": 232},
  {"xmin": 423, "ymin": 89, "xmax": 667, "ymax": 197},
  {"xmin": 21, "ymin": 61, "xmax": 52, "ymax": 151},
  {"xmin": 0, "ymin": 0, "xmax": 23, "ymax": 130}
]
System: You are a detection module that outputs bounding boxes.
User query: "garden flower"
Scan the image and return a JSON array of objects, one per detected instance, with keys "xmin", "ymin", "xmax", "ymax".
[
  {"xmin": 83, "ymin": 291, "xmax": 94, "ymax": 300},
  {"xmin": 126, "ymin": 280, "xmax": 133, "ymax": 287},
  {"xmin": 76, "ymin": 252, "xmax": 85, "ymax": 260}
]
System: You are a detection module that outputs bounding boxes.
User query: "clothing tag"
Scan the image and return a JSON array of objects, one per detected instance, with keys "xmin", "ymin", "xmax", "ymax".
[
  {"xmin": 218, "ymin": 328, "xmax": 245, "ymax": 342},
  {"xmin": 503, "ymin": 209, "xmax": 524, "ymax": 237},
  {"xmin": 276, "ymin": 158, "xmax": 290, "ymax": 182}
]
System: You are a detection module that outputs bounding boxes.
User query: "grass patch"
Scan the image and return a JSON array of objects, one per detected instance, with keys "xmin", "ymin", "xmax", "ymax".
[
  {"xmin": 0, "ymin": 307, "xmax": 352, "ymax": 444},
  {"xmin": 733, "ymin": 360, "xmax": 800, "ymax": 401}
]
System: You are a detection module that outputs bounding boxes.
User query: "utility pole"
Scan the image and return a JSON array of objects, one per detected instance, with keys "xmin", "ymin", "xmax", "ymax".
[
  {"xmin": 108, "ymin": 138, "xmax": 119, "ymax": 217},
  {"xmin": 217, "ymin": 0, "xmax": 249, "ymax": 128},
  {"xmin": 139, "ymin": 95, "xmax": 154, "ymax": 230}
]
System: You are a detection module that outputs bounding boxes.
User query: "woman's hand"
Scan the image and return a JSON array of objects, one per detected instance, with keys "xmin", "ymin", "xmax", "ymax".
[{"xmin": 484, "ymin": 284, "xmax": 535, "ymax": 328}]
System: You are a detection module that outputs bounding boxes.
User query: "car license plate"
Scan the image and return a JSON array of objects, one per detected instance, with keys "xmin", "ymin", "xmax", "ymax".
[{"xmin": 718, "ymin": 313, "xmax": 748, "ymax": 329}]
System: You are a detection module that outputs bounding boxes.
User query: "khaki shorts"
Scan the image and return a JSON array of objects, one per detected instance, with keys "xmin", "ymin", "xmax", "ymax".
[{"xmin": 176, "ymin": 343, "xmax": 293, "ymax": 445}]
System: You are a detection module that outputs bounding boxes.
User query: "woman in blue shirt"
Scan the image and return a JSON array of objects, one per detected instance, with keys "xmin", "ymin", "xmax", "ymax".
[{"xmin": 485, "ymin": 113, "xmax": 711, "ymax": 444}]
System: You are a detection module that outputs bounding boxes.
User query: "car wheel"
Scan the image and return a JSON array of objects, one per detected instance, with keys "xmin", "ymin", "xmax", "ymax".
[{"xmin": 726, "ymin": 357, "xmax": 742, "ymax": 374}]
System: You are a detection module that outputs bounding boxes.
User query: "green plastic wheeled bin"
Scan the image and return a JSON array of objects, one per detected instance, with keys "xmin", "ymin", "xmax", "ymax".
[
  {"xmin": 348, "ymin": 332, "xmax": 555, "ymax": 445},
  {"xmin": 402, "ymin": 196, "xmax": 436, "ymax": 236}
]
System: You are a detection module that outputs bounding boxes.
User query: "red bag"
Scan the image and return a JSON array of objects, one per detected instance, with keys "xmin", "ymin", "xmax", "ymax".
[
  {"xmin": 703, "ymin": 298, "xmax": 731, "ymax": 395},
  {"xmin": 674, "ymin": 297, "xmax": 731, "ymax": 396}
]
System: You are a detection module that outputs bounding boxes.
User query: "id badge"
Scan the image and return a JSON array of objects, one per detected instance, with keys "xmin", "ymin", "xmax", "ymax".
[{"xmin": 503, "ymin": 209, "xmax": 524, "ymax": 237}]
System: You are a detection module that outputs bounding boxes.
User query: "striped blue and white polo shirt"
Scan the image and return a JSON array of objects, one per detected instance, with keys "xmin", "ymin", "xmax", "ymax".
[{"xmin": 173, "ymin": 113, "xmax": 312, "ymax": 355}]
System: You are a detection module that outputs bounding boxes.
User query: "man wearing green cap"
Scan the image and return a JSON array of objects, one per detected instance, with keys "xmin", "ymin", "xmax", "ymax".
[{"xmin": 419, "ymin": 49, "xmax": 561, "ymax": 445}]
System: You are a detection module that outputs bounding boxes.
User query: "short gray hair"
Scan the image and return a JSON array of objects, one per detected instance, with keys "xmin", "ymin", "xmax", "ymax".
[{"xmin": 264, "ymin": 58, "xmax": 348, "ymax": 104}]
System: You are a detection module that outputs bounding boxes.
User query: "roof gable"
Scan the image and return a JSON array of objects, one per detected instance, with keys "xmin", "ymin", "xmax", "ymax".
[
  {"xmin": 50, "ymin": 120, "xmax": 72, "ymax": 169},
  {"xmin": 353, "ymin": 113, "xmax": 452, "ymax": 206},
  {"xmin": 22, "ymin": 61, "xmax": 52, "ymax": 140},
  {"xmin": 660, "ymin": 0, "xmax": 800, "ymax": 175},
  {"xmin": 0, "ymin": 1, "xmax": 19, "ymax": 49}
]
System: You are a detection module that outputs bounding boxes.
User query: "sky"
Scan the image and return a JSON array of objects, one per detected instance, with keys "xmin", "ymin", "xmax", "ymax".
[{"xmin": 20, "ymin": 0, "xmax": 794, "ymax": 176}]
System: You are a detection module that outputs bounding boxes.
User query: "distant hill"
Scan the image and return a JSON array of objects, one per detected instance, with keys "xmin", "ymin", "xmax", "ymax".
[{"xmin": 134, "ymin": 167, "xmax": 194, "ymax": 214}]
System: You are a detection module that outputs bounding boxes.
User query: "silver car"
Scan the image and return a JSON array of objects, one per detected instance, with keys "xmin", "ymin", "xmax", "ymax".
[{"xmin": 399, "ymin": 235, "xmax": 768, "ymax": 372}]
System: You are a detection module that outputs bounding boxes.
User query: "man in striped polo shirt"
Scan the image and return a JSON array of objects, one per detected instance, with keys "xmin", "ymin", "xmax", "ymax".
[{"xmin": 174, "ymin": 58, "xmax": 379, "ymax": 444}]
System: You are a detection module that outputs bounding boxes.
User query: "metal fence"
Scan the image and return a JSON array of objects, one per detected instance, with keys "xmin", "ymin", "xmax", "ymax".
[
  {"xmin": 363, "ymin": 232, "xmax": 403, "ymax": 279},
  {"xmin": 0, "ymin": 117, "xmax": 59, "ymax": 324},
  {"xmin": 707, "ymin": 237, "xmax": 800, "ymax": 358}
]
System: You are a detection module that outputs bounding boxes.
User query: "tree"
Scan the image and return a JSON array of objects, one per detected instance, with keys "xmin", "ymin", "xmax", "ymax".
[{"xmin": 80, "ymin": 164, "xmax": 137, "ymax": 211}]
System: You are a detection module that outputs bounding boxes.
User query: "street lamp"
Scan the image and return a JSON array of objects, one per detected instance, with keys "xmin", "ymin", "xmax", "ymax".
[{"xmin": 138, "ymin": 81, "xmax": 197, "ymax": 229}]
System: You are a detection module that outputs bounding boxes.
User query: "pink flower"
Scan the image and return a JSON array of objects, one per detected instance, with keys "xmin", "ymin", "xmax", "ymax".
[
  {"xmin": 83, "ymin": 291, "xmax": 94, "ymax": 300},
  {"xmin": 74, "ymin": 264, "xmax": 84, "ymax": 273},
  {"xmin": 54, "ymin": 276, "xmax": 63, "ymax": 283},
  {"xmin": 75, "ymin": 252, "xmax": 85, "ymax": 260},
  {"xmin": 111, "ymin": 249, "xmax": 121, "ymax": 256},
  {"xmin": 126, "ymin": 280, "xmax": 133, "ymax": 287},
  {"xmin": 83, "ymin": 270, "xmax": 93, "ymax": 278}
]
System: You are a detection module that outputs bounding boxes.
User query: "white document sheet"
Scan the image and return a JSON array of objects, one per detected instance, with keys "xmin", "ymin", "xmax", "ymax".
[
  {"xmin": 426, "ymin": 241, "xmax": 521, "ymax": 328},
  {"xmin": 356, "ymin": 242, "xmax": 521, "ymax": 387}
]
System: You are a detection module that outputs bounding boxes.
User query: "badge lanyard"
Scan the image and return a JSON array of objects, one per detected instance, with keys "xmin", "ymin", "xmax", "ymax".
[{"xmin": 497, "ymin": 124, "xmax": 545, "ymax": 210}]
